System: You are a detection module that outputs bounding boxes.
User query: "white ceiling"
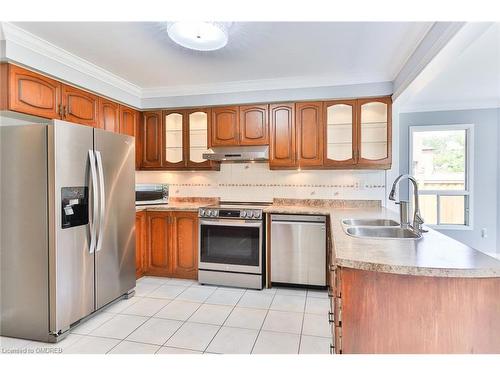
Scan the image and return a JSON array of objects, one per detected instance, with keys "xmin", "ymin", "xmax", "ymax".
[
  {"xmin": 12, "ymin": 22, "xmax": 431, "ymax": 92},
  {"xmin": 398, "ymin": 23, "xmax": 500, "ymax": 112}
]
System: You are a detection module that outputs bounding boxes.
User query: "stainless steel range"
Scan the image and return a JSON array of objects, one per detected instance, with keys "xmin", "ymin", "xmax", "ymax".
[{"xmin": 198, "ymin": 202, "xmax": 271, "ymax": 289}]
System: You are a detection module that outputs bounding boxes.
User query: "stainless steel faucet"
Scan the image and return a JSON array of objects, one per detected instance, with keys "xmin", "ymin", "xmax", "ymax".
[{"xmin": 389, "ymin": 174, "xmax": 426, "ymax": 236}]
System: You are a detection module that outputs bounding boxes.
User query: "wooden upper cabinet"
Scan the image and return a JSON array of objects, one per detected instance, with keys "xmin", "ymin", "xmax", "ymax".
[
  {"xmin": 210, "ymin": 106, "xmax": 239, "ymax": 146},
  {"xmin": 98, "ymin": 97, "xmax": 119, "ymax": 132},
  {"xmin": 61, "ymin": 85, "xmax": 98, "ymax": 127},
  {"xmin": 186, "ymin": 108, "xmax": 214, "ymax": 169},
  {"xmin": 296, "ymin": 102, "xmax": 324, "ymax": 167},
  {"xmin": 170, "ymin": 211, "xmax": 198, "ymax": 279},
  {"xmin": 269, "ymin": 103, "xmax": 296, "ymax": 169},
  {"xmin": 120, "ymin": 105, "xmax": 138, "ymax": 137},
  {"xmin": 146, "ymin": 211, "xmax": 171, "ymax": 276},
  {"xmin": 163, "ymin": 110, "xmax": 186, "ymax": 168},
  {"xmin": 4, "ymin": 64, "xmax": 61, "ymax": 119},
  {"xmin": 356, "ymin": 96, "xmax": 392, "ymax": 168},
  {"xmin": 141, "ymin": 111, "xmax": 163, "ymax": 168},
  {"xmin": 239, "ymin": 105, "xmax": 269, "ymax": 145},
  {"xmin": 324, "ymin": 100, "xmax": 357, "ymax": 168}
]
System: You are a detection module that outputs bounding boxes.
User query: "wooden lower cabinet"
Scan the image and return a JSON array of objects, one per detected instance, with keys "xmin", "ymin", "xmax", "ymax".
[
  {"xmin": 141, "ymin": 210, "xmax": 198, "ymax": 280},
  {"xmin": 331, "ymin": 267, "xmax": 500, "ymax": 354},
  {"xmin": 135, "ymin": 211, "xmax": 146, "ymax": 278},
  {"xmin": 146, "ymin": 211, "xmax": 171, "ymax": 277},
  {"xmin": 170, "ymin": 212, "xmax": 199, "ymax": 280}
]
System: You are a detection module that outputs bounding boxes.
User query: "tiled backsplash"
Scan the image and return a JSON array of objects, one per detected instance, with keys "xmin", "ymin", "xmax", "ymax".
[{"xmin": 136, "ymin": 163, "xmax": 387, "ymax": 203}]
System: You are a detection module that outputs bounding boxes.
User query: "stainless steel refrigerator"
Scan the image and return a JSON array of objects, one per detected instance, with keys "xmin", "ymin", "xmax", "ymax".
[{"xmin": 0, "ymin": 119, "xmax": 136, "ymax": 342}]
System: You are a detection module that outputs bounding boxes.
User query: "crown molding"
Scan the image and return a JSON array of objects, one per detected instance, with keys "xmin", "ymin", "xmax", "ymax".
[
  {"xmin": 141, "ymin": 81, "xmax": 394, "ymax": 109},
  {"xmin": 1, "ymin": 22, "xmax": 142, "ymax": 107},
  {"xmin": 392, "ymin": 22, "xmax": 465, "ymax": 101},
  {"xmin": 395, "ymin": 22, "xmax": 496, "ymax": 109},
  {"xmin": 399, "ymin": 98, "xmax": 500, "ymax": 114},
  {"xmin": 141, "ymin": 72, "xmax": 392, "ymax": 98}
]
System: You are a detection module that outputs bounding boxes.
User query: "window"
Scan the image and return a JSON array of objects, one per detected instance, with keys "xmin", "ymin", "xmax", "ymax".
[{"xmin": 409, "ymin": 124, "xmax": 473, "ymax": 229}]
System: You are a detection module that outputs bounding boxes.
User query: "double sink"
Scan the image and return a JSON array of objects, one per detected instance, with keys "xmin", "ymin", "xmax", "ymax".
[{"xmin": 342, "ymin": 219, "xmax": 422, "ymax": 239}]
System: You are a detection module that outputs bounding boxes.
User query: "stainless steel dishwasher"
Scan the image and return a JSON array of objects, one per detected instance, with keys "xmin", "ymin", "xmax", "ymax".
[{"xmin": 270, "ymin": 214, "xmax": 326, "ymax": 286}]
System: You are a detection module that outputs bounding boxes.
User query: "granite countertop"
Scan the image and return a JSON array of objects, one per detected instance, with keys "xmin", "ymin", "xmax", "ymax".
[
  {"xmin": 264, "ymin": 202, "xmax": 500, "ymax": 278},
  {"xmin": 136, "ymin": 203, "xmax": 205, "ymax": 212},
  {"xmin": 136, "ymin": 197, "xmax": 219, "ymax": 212}
]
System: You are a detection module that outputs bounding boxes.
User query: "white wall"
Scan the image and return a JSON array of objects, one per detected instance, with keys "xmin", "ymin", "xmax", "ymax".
[
  {"xmin": 497, "ymin": 108, "xmax": 500, "ymax": 253},
  {"xmin": 398, "ymin": 108, "xmax": 500, "ymax": 253},
  {"xmin": 136, "ymin": 164, "xmax": 387, "ymax": 203}
]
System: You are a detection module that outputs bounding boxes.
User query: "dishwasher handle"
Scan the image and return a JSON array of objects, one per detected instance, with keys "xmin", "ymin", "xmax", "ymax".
[
  {"xmin": 271, "ymin": 214, "xmax": 326, "ymax": 224},
  {"xmin": 272, "ymin": 220, "xmax": 326, "ymax": 227}
]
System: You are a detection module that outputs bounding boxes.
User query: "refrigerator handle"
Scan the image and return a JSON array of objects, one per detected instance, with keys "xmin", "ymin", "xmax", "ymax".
[
  {"xmin": 95, "ymin": 150, "xmax": 106, "ymax": 252},
  {"xmin": 88, "ymin": 150, "xmax": 98, "ymax": 254}
]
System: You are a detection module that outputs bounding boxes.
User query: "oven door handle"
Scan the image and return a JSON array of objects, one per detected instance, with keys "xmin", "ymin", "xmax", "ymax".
[{"xmin": 200, "ymin": 219, "xmax": 263, "ymax": 228}]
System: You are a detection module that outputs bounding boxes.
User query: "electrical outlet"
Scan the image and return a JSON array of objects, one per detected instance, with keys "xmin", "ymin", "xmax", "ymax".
[{"xmin": 481, "ymin": 228, "xmax": 488, "ymax": 238}]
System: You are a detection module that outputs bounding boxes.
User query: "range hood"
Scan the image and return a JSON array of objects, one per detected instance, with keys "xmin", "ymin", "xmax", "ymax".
[{"xmin": 203, "ymin": 146, "xmax": 269, "ymax": 162}]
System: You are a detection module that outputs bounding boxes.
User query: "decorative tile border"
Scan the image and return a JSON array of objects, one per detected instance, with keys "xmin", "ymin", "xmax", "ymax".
[{"xmin": 167, "ymin": 183, "xmax": 385, "ymax": 189}]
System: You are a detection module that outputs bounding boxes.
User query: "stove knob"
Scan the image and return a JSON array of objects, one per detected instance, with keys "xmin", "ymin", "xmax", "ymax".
[
  {"xmin": 199, "ymin": 209, "xmax": 205, "ymax": 217},
  {"xmin": 210, "ymin": 210, "xmax": 217, "ymax": 217},
  {"xmin": 253, "ymin": 210, "xmax": 260, "ymax": 219},
  {"xmin": 241, "ymin": 211, "xmax": 248, "ymax": 218}
]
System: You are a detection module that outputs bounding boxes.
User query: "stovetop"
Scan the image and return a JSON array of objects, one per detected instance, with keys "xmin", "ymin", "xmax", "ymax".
[{"xmin": 199, "ymin": 201, "xmax": 272, "ymax": 220}]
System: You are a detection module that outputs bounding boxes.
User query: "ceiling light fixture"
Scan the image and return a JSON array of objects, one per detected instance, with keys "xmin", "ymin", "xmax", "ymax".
[{"xmin": 167, "ymin": 22, "xmax": 231, "ymax": 51}]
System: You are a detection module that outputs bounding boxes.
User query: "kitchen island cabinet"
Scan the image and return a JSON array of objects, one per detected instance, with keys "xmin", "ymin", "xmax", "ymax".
[
  {"xmin": 264, "ymin": 200, "xmax": 500, "ymax": 354},
  {"xmin": 330, "ymin": 267, "xmax": 500, "ymax": 354}
]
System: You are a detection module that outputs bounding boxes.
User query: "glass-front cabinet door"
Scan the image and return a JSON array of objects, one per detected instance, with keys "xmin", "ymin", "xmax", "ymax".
[
  {"xmin": 163, "ymin": 110, "xmax": 185, "ymax": 168},
  {"xmin": 324, "ymin": 100, "xmax": 356, "ymax": 167},
  {"xmin": 357, "ymin": 97, "xmax": 392, "ymax": 167},
  {"xmin": 186, "ymin": 108, "xmax": 212, "ymax": 169}
]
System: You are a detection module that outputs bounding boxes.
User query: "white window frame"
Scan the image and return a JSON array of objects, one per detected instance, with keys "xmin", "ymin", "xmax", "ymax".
[{"xmin": 409, "ymin": 124, "xmax": 474, "ymax": 231}]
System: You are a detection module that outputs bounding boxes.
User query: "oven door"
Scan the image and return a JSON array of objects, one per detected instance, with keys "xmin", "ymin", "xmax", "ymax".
[{"xmin": 199, "ymin": 219, "xmax": 262, "ymax": 274}]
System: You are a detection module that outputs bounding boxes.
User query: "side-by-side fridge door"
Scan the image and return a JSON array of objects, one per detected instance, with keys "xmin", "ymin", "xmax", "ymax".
[
  {"xmin": 48, "ymin": 121, "xmax": 95, "ymax": 334},
  {"xmin": 94, "ymin": 128, "xmax": 136, "ymax": 309}
]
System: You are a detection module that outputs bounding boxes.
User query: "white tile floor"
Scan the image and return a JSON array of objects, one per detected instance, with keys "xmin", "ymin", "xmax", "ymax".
[{"xmin": 0, "ymin": 276, "xmax": 331, "ymax": 354}]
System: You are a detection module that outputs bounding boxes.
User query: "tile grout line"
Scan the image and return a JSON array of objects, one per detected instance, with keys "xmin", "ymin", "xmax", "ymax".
[
  {"xmin": 154, "ymin": 284, "xmax": 220, "ymax": 353},
  {"xmin": 249, "ymin": 288, "xmax": 278, "ymax": 354},
  {"xmin": 201, "ymin": 288, "xmax": 248, "ymax": 354},
  {"xmin": 297, "ymin": 290, "xmax": 309, "ymax": 354},
  {"xmin": 105, "ymin": 280, "xmax": 204, "ymax": 354}
]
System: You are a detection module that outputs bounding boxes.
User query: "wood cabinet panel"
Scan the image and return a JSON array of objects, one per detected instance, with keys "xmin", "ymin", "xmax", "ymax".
[
  {"xmin": 356, "ymin": 96, "xmax": 392, "ymax": 169},
  {"xmin": 170, "ymin": 212, "xmax": 198, "ymax": 279},
  {"xmin": 146, "ymin": 212, "xmax": 171, "ymax": 276},
  {"xmin": 323, "ymin": 99, "xmax": 357, "ymax": 168},
  {"xmin": 269, "ymin": 103, "xmax": 296, "ymax": 169},
  {"xmin": 135, "ymin": 211, "xmax": 146, "ymax": 278},
  {"xmin": 0, "ymin": 64, "xmax": 8, "ymax": 110},
  {"xmin": 120, "ymin": 105, "xmax": 138, "ymax": 137},
  {"xmin": 210, "ymin": 106, "xmax": 239, "ymax": 146},
  {"xmin": 163, "ymin": 110, "xmax": 186, "ymax": 168},
  {"xmin": 239, "ymin": 104, "xmax": 269, "ymax": 145},
  {"xmin": 339, "ymin": 268, "xmax": 500, "ymax": 353},
  {"xmin": 186, "ymin": 108, "xmax": 215, "ymax": 170},
  {"xmin": 98, "ymin": 97, "xmax": 120, "ymax": 132},
  {"xmin": 296, "ymin": 102, "xmax": 324, "ymax": 167},
  {"xmin": 61, "ymin": 85, "xmax": 98, "ymax": 127},
  {"xmin": 6, "ymin": 64, "xmax": 61, "ymax": 119},
  {"xmin": 141, "ymin": 111, "xmax": 162, "ymax": 168}
]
